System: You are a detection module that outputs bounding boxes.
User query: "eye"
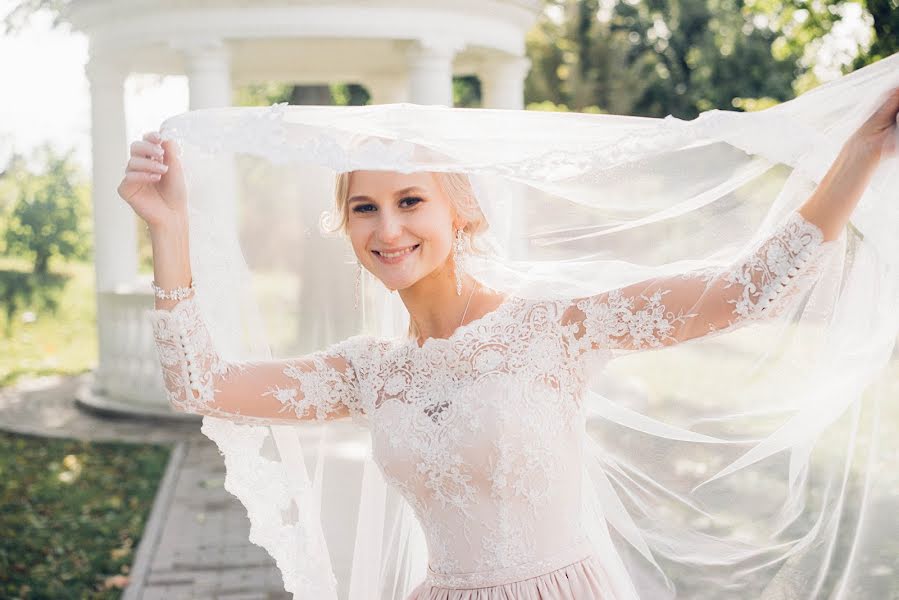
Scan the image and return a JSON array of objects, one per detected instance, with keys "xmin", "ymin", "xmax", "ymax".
[{"xmin": 351, "ymin": 196, "xmax": 423, "ymax": 214}]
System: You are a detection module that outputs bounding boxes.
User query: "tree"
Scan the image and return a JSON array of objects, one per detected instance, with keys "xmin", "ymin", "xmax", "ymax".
[
  {"xmin": 526, "ymin": 0, "xmax": 804, "ymax": 118},
  {"xmin": 3, "ymin": 144, "xmax": 92, "ymax": 275},
  {"xmin": 1, "ymin": 0, "xmax": 70, "ymax": 34},
  {"xmin": 854, "ymin": 0, "xmax": 898, "ymax": 67}
]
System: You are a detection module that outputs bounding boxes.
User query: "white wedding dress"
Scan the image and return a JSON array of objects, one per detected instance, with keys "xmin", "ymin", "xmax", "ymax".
[{"xmin": 147, "ymin": 211, "xmax": 834, "ymax": 598}]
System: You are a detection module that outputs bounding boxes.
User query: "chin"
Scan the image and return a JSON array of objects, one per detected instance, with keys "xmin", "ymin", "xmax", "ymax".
[
  {"xmin": 378, "ymin": 271, "xmax": 423, "ymax": 292},
  {"xmin": 381, "ymin": 278, "xmax": 413, "ymax": 292}
]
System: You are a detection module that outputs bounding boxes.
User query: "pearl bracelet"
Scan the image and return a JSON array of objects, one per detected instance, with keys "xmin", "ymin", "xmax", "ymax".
[{"xmin": 151, "ymin": 279, "xmax": 196, "ymax": 301}]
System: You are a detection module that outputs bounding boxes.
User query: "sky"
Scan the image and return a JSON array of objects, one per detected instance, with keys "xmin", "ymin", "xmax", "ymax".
[
  {"xmin": 0, "ymin": 1, "xmax": 188, "ymax": 173},
  {"xmin": 0, "ymin": 1, "xmax": 872, "ymax": 176}
]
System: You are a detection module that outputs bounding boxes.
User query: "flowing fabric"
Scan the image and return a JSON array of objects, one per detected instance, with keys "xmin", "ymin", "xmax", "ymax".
[{"xmin": 145, "ymin": 52, "xmax": 899, "ymax": 599}]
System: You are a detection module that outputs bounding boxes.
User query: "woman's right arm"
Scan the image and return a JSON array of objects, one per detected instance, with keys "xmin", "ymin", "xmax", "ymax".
[
  {"xmin": 120, "ymin": 131, "xmax": 369, "ymax": 424},
  {"xmin": 147, "ymin": 294, "xmax": 370, "ymax": 424}
]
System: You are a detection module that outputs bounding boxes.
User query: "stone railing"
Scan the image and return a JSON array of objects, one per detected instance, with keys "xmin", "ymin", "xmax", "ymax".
[{"xmin": 78, "ymin": 284, "xmax": 186, "ymax": 418}]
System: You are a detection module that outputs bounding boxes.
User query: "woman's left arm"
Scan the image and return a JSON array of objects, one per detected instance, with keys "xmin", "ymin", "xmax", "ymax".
[
  {"xmin": 559, "ymin": 87, "xmax": 899, "ymax": 358},
  {"xmin": 798, "ymin": 86, "xmax": 899, "ymax": 241}
]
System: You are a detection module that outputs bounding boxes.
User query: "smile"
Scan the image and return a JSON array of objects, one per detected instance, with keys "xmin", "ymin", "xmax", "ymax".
[{"xmin": 373, "ymin": 244, "xmax": 420, "ymax": 263}]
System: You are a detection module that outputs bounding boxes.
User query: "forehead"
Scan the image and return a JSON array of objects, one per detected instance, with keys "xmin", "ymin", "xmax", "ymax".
[{"xmin": 347, "ymin": 170, "xmax": 437, "ymax": 195}]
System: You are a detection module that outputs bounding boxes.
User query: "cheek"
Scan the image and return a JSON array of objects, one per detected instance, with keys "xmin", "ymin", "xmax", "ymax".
[
  {"xmin": 347, "ymin": 226, "xmax": 369, "ymax": 259},
  {"xmin": 410, "ymin": 219, "xmax": 451, "ymax": 258}
]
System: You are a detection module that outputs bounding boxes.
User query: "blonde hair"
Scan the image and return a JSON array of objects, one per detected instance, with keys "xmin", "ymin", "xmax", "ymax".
[{"xmin": 324, "ymin": 171, "xmax": 491, "ymax": 340}]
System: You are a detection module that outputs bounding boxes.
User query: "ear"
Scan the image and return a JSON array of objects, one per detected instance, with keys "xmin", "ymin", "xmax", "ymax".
[{"xmin": 451, "ymin": 214, "xmax": 468, "ymax": 232}]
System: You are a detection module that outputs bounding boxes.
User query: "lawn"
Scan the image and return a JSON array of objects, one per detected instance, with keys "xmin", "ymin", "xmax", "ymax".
[
  {"xmin": 0, "ymin": 431, "xmax": 172, "ymax": 599},
  {"xmin": 0, "ymin": 257, "xmax": 98, "ymax": 388},
  {"xmin": 1, "ymin": 256, "xmax": 172, "ymax": 598}
]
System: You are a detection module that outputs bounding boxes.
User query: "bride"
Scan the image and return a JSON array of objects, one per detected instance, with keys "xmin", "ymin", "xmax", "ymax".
[{"xmin": 118, "ymin": 80, "xmax": 899, "ymax": 599}]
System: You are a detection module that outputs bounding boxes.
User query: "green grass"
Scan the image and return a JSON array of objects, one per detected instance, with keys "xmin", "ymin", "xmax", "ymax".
[
  {"xmin": 0, "ymin": 257, "xmax": 171, "ymax": 597},
  {"xmin": 0, "ymin": 431, "xmax": 172, "ymax": 599},
  {"xmin": 0, "ymin": 258, "xmax": 97, "ymax": 388}
]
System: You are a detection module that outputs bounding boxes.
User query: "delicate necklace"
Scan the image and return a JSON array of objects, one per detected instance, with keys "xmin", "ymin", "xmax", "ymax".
[
  {"xmin": 413, "ymin": 281, "xmax": 480, "ymax": 347},
  {"xmin": 458, "ymin": 280, "xmax": 479, "ymax": 327}
]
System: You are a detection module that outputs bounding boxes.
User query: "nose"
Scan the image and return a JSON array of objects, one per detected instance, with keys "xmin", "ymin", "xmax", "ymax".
[{"xmin": 377, "ymin": 212, "xmax": 404, "ymax": 244}]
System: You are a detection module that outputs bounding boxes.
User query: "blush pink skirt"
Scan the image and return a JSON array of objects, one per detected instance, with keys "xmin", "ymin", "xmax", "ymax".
[{"xmin": 406, "ymin": 540, "xmax": 613, "ymax": 600}]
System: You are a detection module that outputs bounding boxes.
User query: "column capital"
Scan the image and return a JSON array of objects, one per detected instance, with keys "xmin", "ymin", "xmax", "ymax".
[
  {"xmin": 478, "ymin": 54, "xmax": 531, "ymax": 109},
  {"xmin": 174, "ymin": 38, "xmax": 232, "ymax": 110},
  {"xmin": 403, "ymin": 38, "xmax": 465, "ymax": 63},
  {"xmin": 477, "ymin": 54, "xmax": 532, "ymax": 81},
  {"xmin": 85, "ymin": 56, "xmax": 128, "ymax": 86}
]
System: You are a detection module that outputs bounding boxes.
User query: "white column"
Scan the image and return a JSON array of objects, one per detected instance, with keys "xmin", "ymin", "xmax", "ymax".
[
  {"xmin": 476, "ymin": 55, "xmax": 533, "ymax": 259},
  {"xmin": 478, "ymin": 55, "xmax": 532, "ymax": 109},
  {"xmin": 405, "ymin": 39, "xmax": 462, "ymax": 106},
  {"xmin": 85, "ymin": 56, "xmax": 134, "ymax": 397},
  {"xmin": 177, "ymin": 39, "xmax": 233, "ymax": 109},
  {"xmin": 86, "ymin": 57, "xmax": 135, "ymax": 293},
  {"xmin": 366, "ymin": 74, "xmax": 410, "ymax": 105},
  {"xmin": 175, "ymin": 39, "xmax": 238, "ymax": 233}
]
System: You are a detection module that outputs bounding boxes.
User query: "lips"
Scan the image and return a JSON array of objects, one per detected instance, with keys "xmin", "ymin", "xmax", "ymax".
[
  {"xmin": 373, "ymin": 244, "xmax": 419, "ymax": 257},
  {"xmin": 373, "ymin": 243, "xmax": 421, "ymax": 263}
]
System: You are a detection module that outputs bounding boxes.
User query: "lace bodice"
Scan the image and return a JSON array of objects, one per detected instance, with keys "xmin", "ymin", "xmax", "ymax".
[{"xmin": 147, "ymin": 211, "xmax": 836, "ymax": 583}]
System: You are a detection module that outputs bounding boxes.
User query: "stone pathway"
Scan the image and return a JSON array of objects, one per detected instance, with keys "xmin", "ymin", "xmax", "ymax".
[
  {"xmin": 0, "ymin": 372, "xmax": 200, "ymax": 444},
  {"xmin": 126, "ymin": 438, "xmax": 291, "ymax": 600},
  {"xmin": 0, "ymin": 373, "xmax": 293, "ymax": 599}
]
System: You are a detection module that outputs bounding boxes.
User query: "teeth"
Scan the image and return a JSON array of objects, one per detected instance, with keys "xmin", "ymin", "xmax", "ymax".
[{"xmin": 380, "ymin": 245, "xmax": 417, "ymax": 258}]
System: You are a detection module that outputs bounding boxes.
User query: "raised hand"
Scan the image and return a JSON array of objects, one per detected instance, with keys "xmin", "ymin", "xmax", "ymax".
[
  {"xmin": 117, "ymin": 131, "xmax": 188, "ymax": 231},
  {"xmin": 848, "ymin": 85, "xmax": 899, "ymax": 163}
]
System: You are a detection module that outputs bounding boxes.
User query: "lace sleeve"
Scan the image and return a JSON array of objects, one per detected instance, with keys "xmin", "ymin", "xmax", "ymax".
[
  {"xmin": 558, "ymin": 211, "xmax": 840, "ymax": 359},
  {"xmin": 146, "ymin": 296, "xmax": 373, "ymax": 425}
]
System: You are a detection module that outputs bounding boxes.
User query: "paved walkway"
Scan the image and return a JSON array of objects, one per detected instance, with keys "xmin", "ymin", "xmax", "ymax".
[{"xmin": 0, "ymin": 373, "xmax": 293, "ymax": 599}]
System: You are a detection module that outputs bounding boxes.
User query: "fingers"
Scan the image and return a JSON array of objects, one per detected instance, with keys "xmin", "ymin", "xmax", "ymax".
[
  {"xmin": 880, "ymin": 86, "xmax": 899, "ymax": 111},
  {"xmin": 117, "ymin": 170, "xmax": 161, "ymax": 203},
  {"xmin": 134, "ymin": 131, "xmax": 165, "ymax": 162},
  {"xmin": 119, "ymin": 131, "xmax": 169, "ymax": 203},
  {"xmin": 128, "ymin": 155, "xmax": 168, "ymax": 174},
  {"xmin": 122, "ymin": 170, "xmax": 163, "ymax": 187}
]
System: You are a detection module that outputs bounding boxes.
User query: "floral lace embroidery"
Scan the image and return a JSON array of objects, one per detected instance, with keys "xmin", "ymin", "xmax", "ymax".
[
  {"xmin": 363, "ymin": 298, "xmax": 588, "ymax": 575},
  {"xmin": 146, "ymin": 212, "xmax": 834, "ymax": 580},
  {"xmin": 723, "ymin": 211, "xmax": 827, "ymax": 319},
  {"xmin": 148, "ymin": 295, "xmax": 242, "ymax": 414},
  {"xmin": 260, "ymin": 338, "xmax": 374, "ymax": 422},
  {"xmin": 560, "ymin": 211, "xmax": 834, "ymax": 359},
  {"xmin": 147, "ymin": 295, "xmax": 376, "ymax": 425},
  {"xmin": 162, "ymin": 102, "xmax": 424, "ymax": 172}
]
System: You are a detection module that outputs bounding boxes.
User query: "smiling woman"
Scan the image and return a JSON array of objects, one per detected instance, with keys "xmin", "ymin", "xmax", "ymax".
[
  {"xmin": 120, "ymin": 53, "xmax": 899, "ymax": 600},
  {"xmin": 326, "ymin": 170, "xmax": 497, "ymax": 342}
]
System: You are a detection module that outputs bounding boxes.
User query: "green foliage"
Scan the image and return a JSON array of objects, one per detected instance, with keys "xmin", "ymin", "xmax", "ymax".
[
  {"xmin": 744, "ymin": 0, "xmax": 848, "ymax": 60},
  {"xmin": 331, "ymin": 83, "xmax": 371, "ymax": 106},
  {"xmin": 0, "ymin": 146, "xmax": 91, "ymax": 340},
  {"xmin": 235, "ymin": 82, "xmax": 370, "ymax": 107},
  {"xmin": 453, "ymin": 75, "xmax": 482, "ymax": 108},
  {"xmin": 3, "ymin": 144, "xmax": 92, "ymax": 275},
  {"xmin": 0, "ymin": 258, "xmax": 96, "ymax": 385},
  {"xmin": 0, "ymin": 431, "xmax": 171, "ymax": 598},
  {"xmin": 527, "ymin": 0, "xmax": 804, "ymax": 118},
  {"xmin": 0, "ymin": 269, "xmax": 68, "ymax": 339},
  {"xmin": 234, "ymin": 81, "xmax": 295, "ymax": 106},
  {"xmin": 854, "ymin": 0, "xmax": 899, "ymax": 67}
]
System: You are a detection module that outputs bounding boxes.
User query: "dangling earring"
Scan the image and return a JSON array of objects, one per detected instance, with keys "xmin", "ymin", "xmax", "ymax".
[
  {"xmin": 354, "ymin": 260, "xmax": 363, "ymax": 309},
  {"xmin": 453, "ymin": 228, "xmax": 467, "ymax": 296}
]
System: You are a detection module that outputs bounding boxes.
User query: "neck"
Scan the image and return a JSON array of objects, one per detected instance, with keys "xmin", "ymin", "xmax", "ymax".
[{"xmin": 399, "ymin": 268, "xmax": 479, "ymax": 342}]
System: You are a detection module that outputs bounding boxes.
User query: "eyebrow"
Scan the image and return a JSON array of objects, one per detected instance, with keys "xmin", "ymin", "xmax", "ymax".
[{"xmin": 348, "ymin": 186, "xmax": 426, "ymax": 204}]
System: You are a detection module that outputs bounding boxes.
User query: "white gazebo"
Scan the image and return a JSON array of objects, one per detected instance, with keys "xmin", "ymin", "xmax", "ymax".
[{"xmin": 65, "ymin": 0, "xmax": 540, "ymax": 417}]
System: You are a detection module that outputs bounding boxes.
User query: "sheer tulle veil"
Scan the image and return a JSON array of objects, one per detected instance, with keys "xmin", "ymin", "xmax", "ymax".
[{"xmin": 154, "ymin": 52, "xmax": 899, "ymax": 599}]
